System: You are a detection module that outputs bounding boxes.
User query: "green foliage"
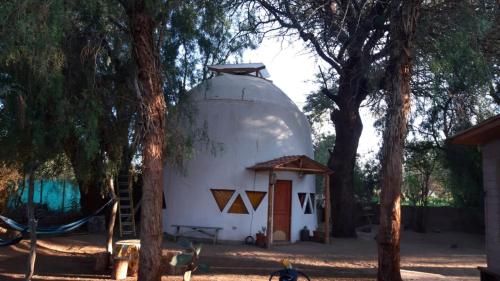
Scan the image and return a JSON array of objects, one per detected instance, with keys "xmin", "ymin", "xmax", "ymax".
[
  {"xmin": 0, "ymin": 0, "xmax": 68, "ymax": 172},
  {"xmin": 49, "ymin": 0, "xmax": 138, "ymax": 193},
  {"xmin": 156, "ymin": 1, "xmax": 257, "ymax": 170},
  {"xmin": 401, "ymin": 140, "xmax": 482, "ymax": 208},
  {"xmin": 443, "ymin": 144, "xmax": 483, "ymax": 207},
  {"xmin": 354, "ymin": 159, "xmax": 379, "ymax": 205},
  {"xmin": 412, "ymin": 1, "xmax": 499, "ymax": 143},
  {"xmin": 403, "ymin": 142, "xmax": 442, "ymax": 206},
  {"xmin": 426, "ymin": 197, "xmax": 453, "ymax": 207},
  {"xmin": 313, "ymin": 134, "xmax": 334, "ymax": 167},
  {"xmin": 312, "ymin": 134, "xmax": 334, "ymax": 193},
  {"xmin": 35, "ymin": 153, "xmax": 76, "ymax": 181},
  {"xmin": 1, "ymin": 0, "xmax": 255, "ymax": 212},
  {"xmin": 402, "ymin": 173, "xmax": 421, "ymax": 206},
  {"xmin": 405, "ymin": 1, "xmax": 497, "ymax": 208},
  {"xmin": 313, "ymin": 133, "xmax": 379, "ymax": 204},
  {"xmin": 160, "ymin": 1, "xmax": 257, "ymax": 104},
  {"xmin": 303, "ymin": 87, "xmax": 337, "ymax": 126},
  {"xmin": 0, "ymin": 162, "xmax": 22, "ymax": 212}
]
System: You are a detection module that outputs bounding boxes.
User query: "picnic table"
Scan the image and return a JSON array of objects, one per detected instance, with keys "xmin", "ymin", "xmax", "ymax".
[
  {"xmin": 172, "ymin": 224, "xmax": 223, "ymax": 244},
  {"xmin": 113, "ymin": 239, "xmax": 140, "ymax": 279}
]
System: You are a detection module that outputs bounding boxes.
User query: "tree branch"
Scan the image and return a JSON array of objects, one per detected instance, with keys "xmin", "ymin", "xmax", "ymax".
[
  {"xmin": 318, "ymin": 66, "xmax": 340, "ymax": 105},
  {"xmin": 256, "ymin": 0, "xmax": 342, "ymax": 73}
]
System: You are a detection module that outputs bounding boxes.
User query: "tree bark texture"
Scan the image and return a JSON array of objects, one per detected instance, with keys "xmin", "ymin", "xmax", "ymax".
[
  {"xmin": 254, "ymin": 0, "xmax": 388, "ymax": 238},
  {"xmin": 79, "ymin": 180, "xmax": 107, "ymax": 216},
  {"xmin": 125, "ymin": 1, "xmax": 166, "ymax": 281},
  {"xmin": 106, "ymin": 178, "xmax": 118, "ymax": 255},
  {"xmin": 25, "ymin": 168, "xmax": 37, "ymax": 281},
  {"xmin": 377, "ymin": 1, "xmax": 420, "ymax": 281},
  {"xmin": 328, "ymin": 58, "xmax": 368, "ymax": 238}
]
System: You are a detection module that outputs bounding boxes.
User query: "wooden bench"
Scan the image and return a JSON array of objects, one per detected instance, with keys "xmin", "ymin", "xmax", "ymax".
[
  {"xmin": 478, "ymin": 267, "xmax": 500, "ymax": 281},
  {"xmin": 171, "ymin": 225, "xmax": 223, "ymax": 244}
]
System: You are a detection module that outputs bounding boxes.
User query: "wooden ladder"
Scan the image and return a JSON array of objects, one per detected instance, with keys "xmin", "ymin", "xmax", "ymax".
[{"xmin": 118, "ymin": 174, "xmax": 136, "ymax": 237}]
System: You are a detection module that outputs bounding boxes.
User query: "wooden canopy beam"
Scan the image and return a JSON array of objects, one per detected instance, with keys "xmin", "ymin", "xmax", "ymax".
[
  {"xmin": 324, "ymin": 173, "xmax": 330, "ymax": 244},
  {"xmin": 266, "ymin": 170, "xmax": 275, "ymax": 249},
  {"xmin": 272, "ymin": 167, "xmax": 333, "ymax": 174},
  {"xmin": 248, "ymin": 155, "xmax": 333, "ymax": 247},
  {"xmin": 247, "ymin": 155, "xmax": 332, "ymax": 174}
]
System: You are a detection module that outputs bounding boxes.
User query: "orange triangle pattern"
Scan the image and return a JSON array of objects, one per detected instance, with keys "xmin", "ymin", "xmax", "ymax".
[
  {"xmin": 210, "ymin": 189, "xmax": 235, "ymax": 212},
  {"xmin": 228, "ymin": 194, "xmax": 249, "ymax": 214},
  {"xmin": 245, "ymin": 191, "xmax": 266, "ymax": 211}
]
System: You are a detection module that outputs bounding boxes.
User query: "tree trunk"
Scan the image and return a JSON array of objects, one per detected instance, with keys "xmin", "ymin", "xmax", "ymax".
[
  {"xmin": 79, "ymin": 179, "xmax": 107, "ymax": 216},
  {"xmin": 106, "ymin": 177, "xmax": 118, "ymax": 256},
  {"xmin": 377, "ymin": 1, "xmax": 420, "ymax": 280},
  {"xmin": 25, "ymin": 167, "xmax": 37, "ymax": 281},
  {"xmin": 328, "ymin": 106, "xmax": 362, "ymax": 237},
  {"xmin": 328, "ymin": 59, "xmax": 367, "ymax": 238},
  {"xmin": 65, "ymin": 142, "xmax": 107, "ymax": 216},
  {"xmin": 124, "ymin": 1, "xmax": 166, "ymax": 281}
]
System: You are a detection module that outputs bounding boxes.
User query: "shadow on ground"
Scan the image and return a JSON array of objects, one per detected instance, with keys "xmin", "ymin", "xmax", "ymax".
[{"xmin": 0, "ymin": 231, "xmax": 485, "ymax": 281}]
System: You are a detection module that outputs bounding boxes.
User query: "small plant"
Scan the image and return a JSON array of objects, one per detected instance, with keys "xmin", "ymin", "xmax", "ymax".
[
  {"xmin": 257, "ymin": 226, "xmax": 266, "ymax": 234},
  {"xmin": 170, "ymin": 239, "xmax": 209, "ymax": 281},
  {"xmin": 255, "ymin": 226, "xmax": 267, "ymax": 247}
]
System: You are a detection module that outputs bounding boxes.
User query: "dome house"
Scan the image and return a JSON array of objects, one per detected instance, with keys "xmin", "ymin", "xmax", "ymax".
[{"xmin": 163, "ymin": 63, "xmax": 331, "ymax": 246}]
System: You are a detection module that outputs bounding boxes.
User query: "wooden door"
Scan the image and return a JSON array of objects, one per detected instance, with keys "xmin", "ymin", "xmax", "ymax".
[{"xmin": 273, "ymin": 180, "xmax": 292, "ymax": 241}]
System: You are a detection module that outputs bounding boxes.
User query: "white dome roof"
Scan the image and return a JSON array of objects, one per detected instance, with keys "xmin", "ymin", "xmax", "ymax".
[
  {"xmin": 190, "ymin": 74, "xmax": 298, "ymax": 109},
  {"xmin": 164, "ymin": 72, "xmax": 316, "ymax": 242}
]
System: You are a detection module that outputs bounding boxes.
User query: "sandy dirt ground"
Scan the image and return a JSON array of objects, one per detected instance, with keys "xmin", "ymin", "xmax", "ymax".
[{"xmin": 0, "ymin": 231, "xmax": 485, "ymax": 281}]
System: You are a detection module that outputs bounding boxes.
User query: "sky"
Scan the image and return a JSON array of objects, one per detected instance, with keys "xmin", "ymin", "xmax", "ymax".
[{"xmin": 242, "ymin": 38, "xmax": 381, "ymax": 160}]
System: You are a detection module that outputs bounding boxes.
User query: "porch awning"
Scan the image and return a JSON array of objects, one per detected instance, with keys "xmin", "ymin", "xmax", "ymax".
[
  {"xmin": 247, "ymin": 155, "xmax": 332, "ymax": 175},
  {"xmin": 448, "ymin": 114, "xmax": 500, "ymax": 145}
]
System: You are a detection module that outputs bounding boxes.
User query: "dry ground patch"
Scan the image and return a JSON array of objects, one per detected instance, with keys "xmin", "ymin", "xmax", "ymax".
[{"xmin": 0, "ymin": 231, "xmax": 485, "ymax": 281}]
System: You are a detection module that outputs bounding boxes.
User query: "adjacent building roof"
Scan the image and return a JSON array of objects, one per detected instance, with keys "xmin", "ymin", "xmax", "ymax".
[
  {"xmin": 449, "ymin": 114, "xmax": 500, "ymax": 145},
  {"xmin": 208, "ymin": 63, "xmax": 271, "ymax": 78},
  {"xmin": 247, "ymin": 155, "xmax": 332, "ymax": 175}
]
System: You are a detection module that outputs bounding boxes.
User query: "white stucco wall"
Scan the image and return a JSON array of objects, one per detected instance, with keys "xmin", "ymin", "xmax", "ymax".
[
  {"xmin": 483, "ymin": 138, "xmax": 500, "ymax": 273},
  {"xmin": 163, "ymin": 74, "xmax": 317, "ymax": 242}
]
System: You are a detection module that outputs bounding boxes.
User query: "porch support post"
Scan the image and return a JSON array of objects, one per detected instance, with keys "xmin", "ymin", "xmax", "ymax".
[
  {"xmin": 324, "ymin": 173, "xmax": 330, "ymax": 244},
  {"xmin": 266, "ymin": 170, "xmax": 275, "ymax": 249}
]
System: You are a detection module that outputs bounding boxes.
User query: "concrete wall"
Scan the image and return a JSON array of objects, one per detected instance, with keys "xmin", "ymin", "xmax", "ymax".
[
  {"xmin": 483, "ymin": 138, "xmax": 500, "ymax": 273},
  {"xmin": 163, "ymin": 74, "xmax": 317, "ymax": 242},
  {"xmin": 367, "ymin": 205, "xmax": 484, "ymax": 233},
  {"xmin": 400, "ymin": 206, "xmax": 484, "ymax": 233},
  {"xmin": 9, "ymin": 180, "xmax": 80, "ymax": 212}
]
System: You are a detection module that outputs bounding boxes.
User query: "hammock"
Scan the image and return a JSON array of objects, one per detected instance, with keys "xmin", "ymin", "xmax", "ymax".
[
  {"xmin": 0, "ymin": 234, "xmax": 24, "ymax": 247},
  {"xmin": 0, "ymin": 198, "xmax": 114, "ymax": 245},
  {"xmin": 0, "ymin": 215, "xmax": 27, "ymax": 232}
]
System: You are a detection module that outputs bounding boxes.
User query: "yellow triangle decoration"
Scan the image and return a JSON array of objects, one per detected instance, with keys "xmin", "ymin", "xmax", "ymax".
[
  {"xmin": 245, "ymin": 191, "xmax": 266, "ymax": 211},
  {"xmin": 210, "ymin": 189, "xmax": 235, "ymax": 212},
  {"xmin": 228, "ymin": 194, "xmax": 248, "ymax": 214}
]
